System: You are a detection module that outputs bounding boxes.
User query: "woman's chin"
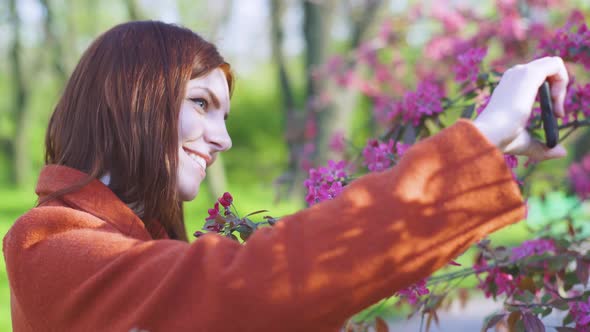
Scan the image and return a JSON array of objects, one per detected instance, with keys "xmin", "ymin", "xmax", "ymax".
[{"xmin": 178, "ymin": 185, "xmax": 200, "ymax": 202}]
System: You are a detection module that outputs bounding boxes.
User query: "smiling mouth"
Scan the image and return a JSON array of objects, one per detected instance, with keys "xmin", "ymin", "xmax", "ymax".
[{"xmin": 183, "ymin": 148, "xmax": 207, "ymax": 175}]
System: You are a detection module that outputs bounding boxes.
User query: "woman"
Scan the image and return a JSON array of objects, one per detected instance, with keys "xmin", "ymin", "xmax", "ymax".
[{"xmin": 2, "ymin": 21, "xmax": 568, "ymax": 331}]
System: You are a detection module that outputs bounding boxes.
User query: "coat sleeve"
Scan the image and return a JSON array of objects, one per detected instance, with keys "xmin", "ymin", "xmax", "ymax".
[{"xmin": 3, "ymin": 120, "xmax": 525, "ymax": 332}]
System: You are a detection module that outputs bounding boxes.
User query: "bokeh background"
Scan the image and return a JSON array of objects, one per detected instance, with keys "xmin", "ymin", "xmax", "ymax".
[{"xmin": 1, "ymin": 0, "xmax": 589, "ymax": 331}]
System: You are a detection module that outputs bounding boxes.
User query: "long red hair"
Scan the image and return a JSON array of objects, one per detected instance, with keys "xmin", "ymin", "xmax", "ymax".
[{"xmin": 41, "ymin": 21, "xmax": 233, "ymax": 241}]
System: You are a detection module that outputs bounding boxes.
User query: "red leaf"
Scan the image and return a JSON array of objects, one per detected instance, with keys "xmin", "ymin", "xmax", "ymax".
[
  {"xmin": 576, "ymin": 257, "xmax": 589, "ymax": 286},
  {"xmin": 522, "ymin": 313, "xmax": 545, "ymax": 332},
  {"xmin": 375, "ymin": 317, "xmax": 389, "ymax": 332},
  {"xmin": 482, "ymin": 313, "xmax": 506, "ymax": 331}
]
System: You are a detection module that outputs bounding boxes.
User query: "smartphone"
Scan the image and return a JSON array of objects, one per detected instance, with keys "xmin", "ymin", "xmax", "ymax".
[{"xmin": 539, "ymin": 81, "xmax": 559, "ymax": 148}]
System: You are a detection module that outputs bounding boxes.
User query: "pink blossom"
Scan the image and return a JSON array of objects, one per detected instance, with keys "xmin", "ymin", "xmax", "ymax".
[
  {"xmin": 454, "ymin": 47, "xmax": 487, "ymax": 83},
  {"xmin": 474, "ymin": 259, "xmax": 521, "ymax": 298},
  {"xmin": 328, "ymin": 131, "xmax": 346, "ymax": 153},
  {"xmin": 511, "ymin": 238, "xmax": 556, "ymax": 261},
  {"xmin": 206, "ymin": 202, "xmax": 220, "ymax": 221},
  {"xmin": 304, "ymin": 160, "xmax": 348, "ymax": 205},
  {"xmin": 356, "ymin": 42, "xmax": 378, "ymax": 66},
  {"xmin": 565, "ymin": 82, "xmax": 590, "ymax": 119},
  {"xmin": 396, "ymin": 279, "xmax": 430, "ymax": 305},
  {"xmin": 304, "ymin": 118, "xmax": 318, "ymax": 140},
  {"xmin": 504, "ymin": 155, "xmax": 518, "ymax": 169},
  {"xmin": 401, "ymin": 81, "xmax": 445, "ymax": 126},
  {"xmin": 299, "ymin": 142, "xmax": 316, "ymax": 171},
  {"xmin": 431, "ymin": 4, "xmax": 467, "ymax": 33},
  {"xmin": 373, "ymin": 96, "xmax": 401, "ymax": 123},
  {"xmin": 378, "ymin": 19, "xmax": 395, "ymax": 43},
  {"xmin": 568, "ymin": 155, "xmax": 590, "ymax": 201},
  {"xmin": 362, "ymin": 139, "xmax": 409, "ymax": 172},
  {"xmin": 539, "ymin": 10, "xmax": 590, "ymax": 70},
  {"xmin": 569, "ymin": 298, "xmax": 590, "ymax": 331},
  {"xmin": 504, "ymin": 155, "xmax": 522, "ymax": 185},
  {"xmin": 425, "ymin": 36, "xmax": 458, "ymax": 60},
  {"xmin": 218, "ymin": 192, "xmax": 233, "ymax": 208},
  {"xmin": 497, "ymin": 12, "xmax": 527, "ymax": 41},
  {"xmin": 374, "ymin": 64, "xmax": 393, "ymax": 84}
]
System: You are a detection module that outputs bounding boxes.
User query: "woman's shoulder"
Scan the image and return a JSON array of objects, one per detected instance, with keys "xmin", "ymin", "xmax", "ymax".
[{"xmin": 3, "ymin": 205, "xmax": 120, "ymax": 253}]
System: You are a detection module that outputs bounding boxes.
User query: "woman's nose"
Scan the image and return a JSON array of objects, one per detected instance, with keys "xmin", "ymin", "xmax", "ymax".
[{"xmin": 206, "ymin": 123, "xmax": 232, "ymax": 152}]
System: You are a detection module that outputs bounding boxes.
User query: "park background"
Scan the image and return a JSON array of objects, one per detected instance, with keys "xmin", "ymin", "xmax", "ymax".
[{"xmin": 1, "ymin": 0, "xmax": 589, "ymax": 331}]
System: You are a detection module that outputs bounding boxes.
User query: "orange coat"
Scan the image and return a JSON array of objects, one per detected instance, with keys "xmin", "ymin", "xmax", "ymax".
[{"xmin": 3, "ymin": 120, "xmax": 525, "ymax": 331}]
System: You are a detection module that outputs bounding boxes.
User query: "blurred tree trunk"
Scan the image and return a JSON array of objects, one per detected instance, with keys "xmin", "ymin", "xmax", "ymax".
[
  {"xmin": 273, "ymin": 0, "xmax": 337, "ymax": 201},
  {"xmin": 269, "ymin": 0, "xmax": 305, "ymax": 200},
  {"xmin": 8, "ymin": 0, "xmax": 31, "ymax": 187},
  {"xmin": 39, "ymin": 0, "xmax": 68, "ymax": 84},
  {"xmin": 272, "ymin": 0, "xmax": 384, "ymax": 201},
  {"xmin": 321, "ymin": 0, "xmax": 384, "ymax": 162},
  {"xmin": 200, "ymin": 0, "xmax": 234, "ymax": 199}
]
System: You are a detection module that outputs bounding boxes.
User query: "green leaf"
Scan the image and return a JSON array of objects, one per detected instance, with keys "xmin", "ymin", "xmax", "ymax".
[
  {"xmin": 548, "ymin": 298, "xmax": 569, "ymax": 311},
  {"xmin": 461, "ymin": 104, "xmax": 476, "ymax": 119},
  {"xmin": 464, "ymin": 90, "xmax": 478, "ymax": 100},
  {"xmin": 239, "ymin": 230, "xmax": 252, "ymax": 242},
  {"xmin": 227, "ymin": 233, "xmax": 239, "ymax": 242},
  {"xmin": 513, "ymin": 290, "xmax": 535, "ymax": 303},
  {"xmin": 563, "ymin": 312, "xmax": 574, "ymax": 325},
  {"xmin": 245, "ymin": 209, "xmax": 269, "ymax": 217}
]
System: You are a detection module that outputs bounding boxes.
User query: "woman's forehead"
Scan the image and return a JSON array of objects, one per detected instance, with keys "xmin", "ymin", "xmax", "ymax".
[{"xmin": 187, "ymin": 68, "xmax": 229, "ymax": 96}]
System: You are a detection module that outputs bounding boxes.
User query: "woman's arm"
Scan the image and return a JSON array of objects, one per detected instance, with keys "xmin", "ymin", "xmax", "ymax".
[
  {"xmin": 3, "ymin": 120, "xmax": 523, "ymax": 332},
  {"xmin": 3, "ymin": 57, "xmax": 566, "ymax": 332}
]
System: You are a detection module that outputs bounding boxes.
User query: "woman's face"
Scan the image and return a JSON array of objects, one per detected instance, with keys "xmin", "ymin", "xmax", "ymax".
[{"xmin": 177, "ymin": 68, "xmax": 232, "ymax": 201}]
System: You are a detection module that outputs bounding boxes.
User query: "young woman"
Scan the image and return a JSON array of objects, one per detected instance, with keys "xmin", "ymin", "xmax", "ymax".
[{"xmin": 3, "ymin": 21, "xmax": 568, "ymax": 331}]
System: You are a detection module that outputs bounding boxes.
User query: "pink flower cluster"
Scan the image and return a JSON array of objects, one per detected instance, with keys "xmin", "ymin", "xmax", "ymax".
[
  {"xmin": 328, "ymin": 131, "xmax": 346, "ymax": 153},
  {"xmin": 539, "ymin": 10, "xmax": 590, "ymax": 70},
  {"xmin": 503, "ymin": 154, "xmax": 521, "ymax": 184},
  {"xmin": 568, "ymin": 155, "xmax": 590, "ymax": 201},
  {"xmin": 565, "ymin": 82, "xmax": 590, "ymax": 120},
  {"xmin": 204, "ymin": 192, "xmax": 234, "ymax": 232},
  {"xmin": 362, "ymin": 139, "xmax": 409, "ymax": 172},
  {"xmin": 304, "ymin": 160, "xmax": 348, "ymax": 205},
  {"xmin": 371, "ymin": 81, "xmax": 445, "ymax": 126},
  {"xmin": 569, "ymin": 298, "xmax": 590, "ymax": 332},
  {"xmin": 396, "ymin": 278, "xmax": 430, "ymax": 305},
  {"xmin": 401, "ymin": 81, "xmax": 445, "ymax": 126},
  {"xmin": 454, "ymin": 47, "xmax": 488, "ymax": 83},
  {"xmin": 510, "ymin": 238, "xmax": 555, "ymax": 261},
  {"xmin": 474, "ymin": 260, "xmax": 521, "ymax": 299}
]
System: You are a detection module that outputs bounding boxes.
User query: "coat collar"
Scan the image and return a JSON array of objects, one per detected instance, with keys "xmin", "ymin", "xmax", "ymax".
[{"xmin": 35, "ymin": 165, "xmax": 169, "ymax": 240}]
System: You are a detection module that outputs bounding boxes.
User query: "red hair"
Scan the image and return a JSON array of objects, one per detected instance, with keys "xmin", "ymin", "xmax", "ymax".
[{"xmin": 41, "ymin": 21, "xmax": 233, "ymax": 241}]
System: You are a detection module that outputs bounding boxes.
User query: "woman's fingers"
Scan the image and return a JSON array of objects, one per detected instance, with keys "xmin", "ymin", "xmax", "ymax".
[
  {"xmin": 528, "ymin": 57, "xmax": 569, "ymax": 117},
  {"xmin": 504, "ymin": 129, "xmax": 567, "ymax": 161}
]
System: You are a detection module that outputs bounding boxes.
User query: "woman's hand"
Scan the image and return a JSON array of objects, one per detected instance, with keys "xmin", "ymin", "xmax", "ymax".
[{"xmin": 473, "ymin": 56, "xmax": 569, "ymax": 161}]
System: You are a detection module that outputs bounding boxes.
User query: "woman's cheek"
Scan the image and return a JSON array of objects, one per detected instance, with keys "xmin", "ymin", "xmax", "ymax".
[{"xmin": 179, "ymin": 105, "xmax": 204, "ymax": 141}]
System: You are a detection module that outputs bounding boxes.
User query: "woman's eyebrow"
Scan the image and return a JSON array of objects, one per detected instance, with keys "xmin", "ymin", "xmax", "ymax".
[{"xmin": 193, "ymin": 87, "xmax": 221, "ymax": 109}]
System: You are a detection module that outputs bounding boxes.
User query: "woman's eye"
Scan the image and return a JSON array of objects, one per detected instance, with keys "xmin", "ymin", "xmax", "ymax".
[{"xmin": 189, "ymin": 98, "xmax": 208, "ymax": 110}]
